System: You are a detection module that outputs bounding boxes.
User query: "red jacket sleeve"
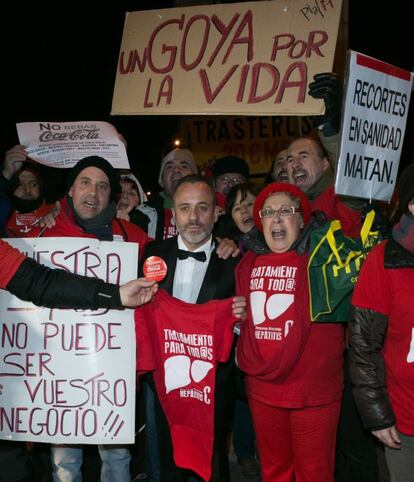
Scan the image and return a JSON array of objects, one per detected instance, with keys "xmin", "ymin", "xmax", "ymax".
[{"xmin": 0, "ymin": 238, "xmax": 26, "ymax": 288}]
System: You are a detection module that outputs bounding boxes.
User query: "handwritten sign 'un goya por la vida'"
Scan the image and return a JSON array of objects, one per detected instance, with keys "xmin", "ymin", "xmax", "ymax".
[
  {"xmin": 0, "ymin": 237, "xmax": 138, "ymax": 444},
  {"xmin": 111, "ymin": 0, "xmax": 343, "ymax": 116}
]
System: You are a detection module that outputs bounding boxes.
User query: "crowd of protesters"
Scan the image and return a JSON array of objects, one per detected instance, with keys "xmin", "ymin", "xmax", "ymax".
[{"xmin": 0, "ymin": 71, "xmax": 413, "ymax": 482}]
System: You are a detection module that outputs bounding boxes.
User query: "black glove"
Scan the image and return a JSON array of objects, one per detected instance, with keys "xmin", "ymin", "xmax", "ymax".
[
  {"xmin": 362, "ymin": 201, "xmax": 392, "ymax": 240},
  {"xmin": 308, "ymin": 72, "xmax": 342, "ymax": 136}
]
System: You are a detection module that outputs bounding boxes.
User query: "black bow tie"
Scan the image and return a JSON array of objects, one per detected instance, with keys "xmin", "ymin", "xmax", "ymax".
[{"xmin": 177, "ymin": 249, "xmax": 207, "ymax": 262}]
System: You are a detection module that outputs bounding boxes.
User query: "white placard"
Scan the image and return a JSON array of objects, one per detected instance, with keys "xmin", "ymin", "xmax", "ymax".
[
  {"xmin": 336, "ymin": 51, "xmax": 413, "ymax": 201},
  {"xmin": 16, "ymin": 121, "xmax": 129, "ymax": 169},
  {"xmin": 0, "ymin": 237, "xmax": 138, "ymax": 444}
]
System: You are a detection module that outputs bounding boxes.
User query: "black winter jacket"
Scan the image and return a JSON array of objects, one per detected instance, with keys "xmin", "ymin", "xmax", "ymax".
[{"xmin": 7, "ymin": 257, "xmax": 122, "ymax": 310}]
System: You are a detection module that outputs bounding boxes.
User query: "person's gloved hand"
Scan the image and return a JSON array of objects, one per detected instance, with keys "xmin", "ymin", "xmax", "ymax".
[
  {"xmin": 308, "ymin": 72, "xmax": 342, "ymax": 136},
  {"xmin": 362, "ymin": 201, "xmax": 392, "ymax": 240}
]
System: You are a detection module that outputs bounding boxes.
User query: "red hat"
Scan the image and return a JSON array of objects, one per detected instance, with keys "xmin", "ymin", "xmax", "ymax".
[{"xmin": 253, "ymin": 182, "xmax": 312, "ymax": 231}]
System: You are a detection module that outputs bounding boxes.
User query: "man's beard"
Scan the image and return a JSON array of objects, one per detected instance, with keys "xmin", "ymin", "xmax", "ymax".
[{"xmin": 179, "ymin": 221, "xmax": 211, "ymax": 246}]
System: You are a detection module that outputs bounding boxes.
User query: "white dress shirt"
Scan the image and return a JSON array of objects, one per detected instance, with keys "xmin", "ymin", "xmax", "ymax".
[{"xmin": 173, "ymin": 235, "xmax": 214, "ymax": 303}]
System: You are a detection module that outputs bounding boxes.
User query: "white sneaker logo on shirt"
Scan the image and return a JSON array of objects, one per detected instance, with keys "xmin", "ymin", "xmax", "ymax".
[
  {"xmin": 164, "ymin": 355, "xmax": 213, "ymax": 393},
  {"xmin": 250, "ymin": 291, "xmax": 294, "ymax": 326}
]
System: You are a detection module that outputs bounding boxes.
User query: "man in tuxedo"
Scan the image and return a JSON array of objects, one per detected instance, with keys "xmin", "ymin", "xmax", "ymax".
[{"xmin": 141, "ymin": 174, "xmax": 246, "ymax": 482}]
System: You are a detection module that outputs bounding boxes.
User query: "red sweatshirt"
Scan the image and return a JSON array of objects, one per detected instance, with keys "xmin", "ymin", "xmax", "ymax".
[{"xmin": 236, "ymin": 250, "xmax": 344, "ymax": 408}]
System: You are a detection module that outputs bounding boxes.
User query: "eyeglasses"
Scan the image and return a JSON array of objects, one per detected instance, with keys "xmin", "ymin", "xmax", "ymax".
[
  {"xmin": 216, "ymin": 175, "xmax": 245, "ymax": 184},
  {"xmin": 259, "ymin": 205, "xmax": 302, "ymax": 219}
]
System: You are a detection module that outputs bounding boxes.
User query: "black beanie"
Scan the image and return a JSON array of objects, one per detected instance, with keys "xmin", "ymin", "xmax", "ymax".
[
  {"xmin": 211, "ymin": 156, "xmax": 250, "ymax": 180},
  {"xmin": 397, "ymin": 163, "xmax": 414, "ymax": 214},
  {"xmin": 67, "ymin": 156, "xmax": 120, "ymax": 200}
]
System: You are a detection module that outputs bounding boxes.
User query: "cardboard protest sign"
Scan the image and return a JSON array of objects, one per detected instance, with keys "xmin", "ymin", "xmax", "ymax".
[
  {"xmin": 17, "ymin": 121, "xmax": 129, "ymax": 169},
  {"xmin": 336, "ymin": 51, "xmax": 413, "ymax": 201},
  {"xmin": 0, "ymin": 238, "xmax": 138, "ymax": 444},
  {"xmin": 112, "ymin": 0, "xmax": 343, "ymax": 115},
  {"xmin": 181, "ymin": 115, "xmax": 314, "ymax": 178}
]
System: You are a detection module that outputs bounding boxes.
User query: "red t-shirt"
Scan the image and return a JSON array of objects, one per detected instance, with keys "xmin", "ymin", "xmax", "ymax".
[
  {"xmin": 236, "ymin": 250, "xmax": 344, "ymax": 408},
  {"xmin": 135, "ymin": 289, "xmax": 236, "ymax": 481},
  {"xmin": 0, "ymin": 239, "xmax": 26, "ymax": 288},
  {"xmin": 352, "ymin": 241, "xmax": 414, "ymax": 435}
]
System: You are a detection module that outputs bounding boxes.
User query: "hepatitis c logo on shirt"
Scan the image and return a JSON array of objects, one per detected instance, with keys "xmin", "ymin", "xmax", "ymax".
[
  {"xmin": 164, "ymin": 355, "xmax": 213, "ymax": 394},
  {"xmin": 250, "ymin": 292, "xmax": 294, "ymax": 326}
]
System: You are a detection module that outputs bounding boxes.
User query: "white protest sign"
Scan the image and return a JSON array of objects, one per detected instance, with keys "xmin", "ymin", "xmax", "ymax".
[
  {"xmin": 16, "ymin": 121, "xmax": 129, "ymax": 169},
  {"xmin": 0, "ymin": 237, "xmax": 138, "ymax": 444},
  {"xmin": 336, "ymin": 51, "xmax": 413, "ymax": 201}
]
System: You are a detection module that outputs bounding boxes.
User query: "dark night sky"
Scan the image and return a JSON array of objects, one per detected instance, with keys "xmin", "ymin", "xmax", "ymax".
[
  {"xmin": 1, "ymin": 1, "xmax": 412, "ymax": 196},
  {"xmin": 1, "ymin": 2, "xmax": 180, "ymax": 196}
]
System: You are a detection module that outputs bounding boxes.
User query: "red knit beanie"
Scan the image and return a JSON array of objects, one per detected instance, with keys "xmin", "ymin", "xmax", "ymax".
[{"xmin": 253, "ymin": 182, "xmax": 312, "ymax": 231}]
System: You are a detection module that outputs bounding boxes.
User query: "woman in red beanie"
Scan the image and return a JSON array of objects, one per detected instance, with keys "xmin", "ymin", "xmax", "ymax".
[{"xmin": 235, "ymin": 183, "xmax": 345, "ymax": 482}]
